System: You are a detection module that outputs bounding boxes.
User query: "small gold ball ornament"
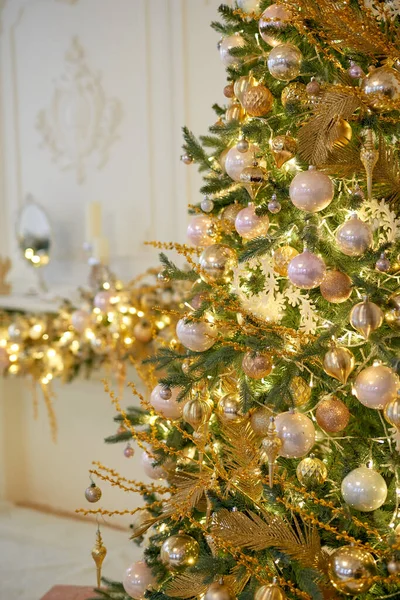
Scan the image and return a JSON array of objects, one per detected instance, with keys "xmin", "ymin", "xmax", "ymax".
[
  {"xmin": 183, "ymin": 396, "xmax": 212, "ymax": 431},
  {"xmin": 273, "ymin": 246, "xmax": 299, "ymax": 276},
  {"xmin": 384, "ymin": 392, "xmax": 400, "ymax": 429},
  {"xmin": 242, "ymin": 352, "xmax": 272, "ymax": 379},
  {"xmin": 361, "ymin": 66, "xmax": 400, "ymax": 111},
  {"xmin": 250, "ymin": 406, "xmax": 273, "ymax": 436},
  {"xmin": 255, "ymin": 580, "xmax": 286, "ymax": 600},
  {"xmin": 160, "ymin": 534, "xmax": 200, "ymax": 570},
  {"xmin": 316, "ymin": 396, "xmax": 350, "ymax": 433},
  {"xmin": 289, "ymin": 376, "xmax": 311, "ymax": 407},
  {"xmin": 281, "ymin": 82, "xmax": 308, "ymax": 112},
  {"xmin": 85, "ymin": 483, "xmax": 102, "ymax": 503},
  {"xmin": 199, "ymin": 244, "xmax": 237, "ymax": 284},
  {"xmin": 205, "ymin": 580, "xmax": 235, "ymax": 600},
  {"xmin": 350, "ymin": 297, "xmax": 383, "ymax": 339},
  {"xmin": 242, "ymin": 84, "xmax": 274, "ymax": 116},
  {"xmin": 225, "ymin": 101, "xmax": 246, "ymax": 124},
  {"xmin": 234, "ymin": 74, "xmax": 257, "ymax": 104},
  {"xmin": 328, "ymin": 545, "xmax": 376, "ymax": 595},
  {"xmin": 267, "ymin": 43, "xmax": 303, "ymax": 82},
  {"xmin": 223, "ymin": 83, "xmax": 235, "ymax": 98},
  {"xmin": 320, "ymin": 270, "xmax": 352, "ymax": 304},
  {"xmin": 271, "ymin": 134, "xmax": 297, "ymax": 168},
  {"xmin": 296, "ymin": 454, "xmax": 328, "ymax": 487},
  {"xmin": 323, "ymin": 346, "xmax": 355, "ymax": 384},
  {"xmin": 218, "ymin": 393, "xmax": 246, "ymax": 423}
]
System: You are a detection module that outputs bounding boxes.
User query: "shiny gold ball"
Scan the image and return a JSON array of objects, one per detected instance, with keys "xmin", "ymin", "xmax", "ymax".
[
  {"xmin": 350, "ymin": 298, "xmax": 383, "ymax": 339},
  {"xmin": 296, "ymin": 454, "xmax": 328, "ymax": 487},
  {"xmin": 85, "ymin": 484, "xmax": 102, "ymax": 503},
  {"xmin": 225, "ymin": 101, "xmax": 246, "ymax": 123},
  {"xmin": 281, "ymin": 82, "xmax": 308, "ymax": 112},
  {"xmin": 273, "ymin": 246, "xmax": 299, "ymax": 276},
  {"xmin": 316, "ymin": 396, "xmax": 350, "ymax": 433},
  {"xmin": 183, "ymin": 396, "xmax": 212, "ymax": 430},
  {"xmin": 328, "ymin": 545, "xmax": 376, "ymax": 595},
  {"xmin": 234, "ymin": 74, "xmax": 257, "ymax": 104},
  {"xmin": 199, "ymin": 244, "xmax": 237, "ymax": 284},
  {"xmin": 385, "ymin": 307, "xmax": 400, "ymax": 330},
  {"xmin": 289, "ymin": 376, "xmax": 311, "ymax": 407},
  {"xmin": 384, "ymin": 395, "xmax": 400, "ymax": 428},
  {"xmin": 250, "ymin": 406, "xmax": 273, "ymax": 436},
  {"xmin": 323, "ymin": 346, "xmax": 355, "ymax": 384},
  {"xmin": 242, "ymin": 85, "xmax": 274, "ymax": 117},
  {"xmin": 255, "ymin": 582, "xmax": 287, "ymax": 600},
  {"xmin": 160, "ymin": 534, "xmax": 200, "ymax": 570},
  {"xmin": 205, "ymin": 581, "xmax": 235, "ymax": 600},
  {"xmin": 320, "ymin": 270, "xmax": 352, "ymax": 304},
  {"xmin": 218, "ymin": 393, "xmax": 246, "ymax": 423},
  {"xmin": 332, "ymin": 119, "xmax": 352, "ymax": 148},
  {"xmin": 361, "ymin": 66, "xmax": 400, "ymax": 111},
  {"xmin": 242, "ymin": 352, "xmax": 272, "ymax": 379}
]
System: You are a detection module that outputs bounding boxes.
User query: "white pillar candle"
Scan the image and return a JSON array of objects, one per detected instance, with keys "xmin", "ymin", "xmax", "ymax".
[
  {"xmin": 85, "ymin": 201, "xmax": 102, "ymax": 243},
  {"xmin": 92, "ymin": 236, "xmax": 109, "ymax": 265}
]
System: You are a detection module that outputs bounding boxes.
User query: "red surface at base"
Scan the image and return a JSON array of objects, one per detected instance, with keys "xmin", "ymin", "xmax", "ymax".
[{"xmin": 40, "ymin": 586, "xmax": 97, "ymax": 600}]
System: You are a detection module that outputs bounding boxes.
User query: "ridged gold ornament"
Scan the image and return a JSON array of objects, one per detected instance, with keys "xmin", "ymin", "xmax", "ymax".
[
  {"xmin": 360, "ymin": 129, "xmax": 379, "ymax": 200},
  {"xmin": 261, "ymin": 417, "xmax": 282, "ymax": 488},
  {"xmin": 320, "ymin": 270, "xmax": 352, "ymax": 304},
  {"xmin": 242, "ymin": 352, "xmax": 272, "ymax": 379},
  {"xmin": 92, "ymin": 529, "xmax": 107, "ymax": 588},
  {"xmin": 255, "ymin": 580, "xmax": 286, "ymax": 600},
  {"xmin": 271, "ymin": 134, "xmax": 297, "ymax": 168},
  {"xmin": 234, "ymin": 74, "xmax": 257, "ymax": 104},
  {"xmin": 315, "ymin": 396, "xmax": 350, "ymax": 433},
  {"xmin": 242, "ymin": 85, "xmax": 274, "ymax": 116},
  {"xmin": 281, "ymin": 82, "xmax": 308, "ymax": 112},
  {"xmin": 225, "ymin": 101, "xmax": 246, "ymax": 124},
  {"xmin": 273, "ymin": 246, "xmax": 299, "ymax": 276},
  {"xmin": 328, "ymin": 546, "xmax": 376, "ymax": 595},
  {"xmin": 323, "ymin": 346, "xmax": 355, "ymax": 384},
  {"xmin": 296, "ymin": 454, "xmax": 327, "ymax": 487},
  {"xmin": 289, "ymin": 376, "xmax": 311, "ymax": 406},
  {"xmin": 183, "ymin": 396, "xmax": 212, "ymax": 431},
  {"xmin": 350, "ymin": 298, "xmax": 383, "ymax": 339},
  {"xmin": 160, "ymin": 534, "xmax": 200, "ymax": 570},
  {"xmin": 218, "ymin": 393, "xmax": 246, "ymax": 423},
  {"xmin": 384, "ymin": 393, "xmax": 400, "ymax": 429}
]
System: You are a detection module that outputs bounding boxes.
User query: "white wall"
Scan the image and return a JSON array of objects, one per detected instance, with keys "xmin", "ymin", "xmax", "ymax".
[{"xmin": 0, "ymin": 0, "xmax": 229, "ymax": 523}]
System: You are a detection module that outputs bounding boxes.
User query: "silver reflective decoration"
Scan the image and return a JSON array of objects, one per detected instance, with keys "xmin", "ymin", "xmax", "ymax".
[{"xmin": 16, "ymin": 196, "xmax": 51, "ymax": 291}]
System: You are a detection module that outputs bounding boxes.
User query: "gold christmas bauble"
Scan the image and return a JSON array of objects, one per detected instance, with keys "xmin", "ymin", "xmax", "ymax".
[
  {"xmin": 389, "ymin": 291, "xmax": 400, "ymax": 309},
  {"xmin": 183, "ymin": 396, "xmax": 212, "ymax": 431},
  {"xmin": 323, "ymin": 346, "xmax": 355, "ymax": 384},
  {"xmin": 255, "ymin": 582, "xmax": 286, "ymax": 600},
  {"xmin": 160, "ymin": 534, "xmax": 200, "ymax": 570},
  {"xmin": 289, "ymin": 376, "xmax": 311, "ymax": 407},
  {"xmin": 384, "ymin": 395, "xmax": 400, "ymax": 428},
  {"xmin": 219, "ymin": 204, "xmax": 242, "ymax": 231},
  {"xmin": 250, "ymin": 406, "xmax": 273, "ymax": 436},
  {"xmin": 205, "ymin": 581, "xmax": 235, "ymax": 600},
  {"xmin": 387, "ymin": 558, "xmax": 400, "ymax": 574},
  {"xmin": 332, "ymin": 119, "xmax": 352, "ymax": 148},
  {"xmin": 273, "ymin": 246, "xmax": 299, "ymax": 276},
  {"xmin": 242, "ymin": 352, "xmax": 272, "ymax": 379},
  {"xmin": 271, "ymin": 134, "xmax": 297, "ymax": 168},
  {"xmin": 218, "ymin": 393, "xmax": 246, "ymax": 423},
  {"xmin": 328, "ymin": 545, "xmax": 376, "ymax": 595},
  {"xmin": 225, "ymin": 101, "xmax": 246, "ymax": 123},
  {"xmin": 242, "ymin": 85, "xmax": 274, "ymax": 116},
  {"xmin": 223, "ymin": 83, "xmax": 235, "ymax": 98},
  {"xmin": 199, "ymin": 244, "xmax": 237, "ymax": 284},
  {"xmin": 385, "ymin": 307, "xmax": 400, "ymax": 330},
  {"xmin": 234, "ymin": 74, "xmax": 257, "ymax": 104},
  {"xmin": 296, "ymin": 454, "xmax": 328, "ymax": 487},
  {"xmin": 85, "ymin": 484, "xmax": 102, "ymax": 503},
  {"xmin": 361, "ymin": 66, "xmax": 400, "ymax": 111},
  {"xmin": 281, "ymin": 82, "xmax": 308, "ymax": 112},
  {"xmin": 320, "ymin": 270, "xmax": 352, "ymax": 303},
  {"xmin": 316, "ymin": 396, "xmax": 350, "ymax": 433},
  {"xmin": 350, "ymin": 298, "xmax": 383, "ymax": 339}
]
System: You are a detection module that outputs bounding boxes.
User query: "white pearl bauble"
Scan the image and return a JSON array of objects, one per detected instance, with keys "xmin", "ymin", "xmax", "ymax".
[
  {"xmin": 341, "ymin": 466, "xmax": 387, "ymax": 512},
  {"xmin": 287, "ymin": 250, "xmax": 326, "ymax": 289},
  {"xmin": 71, "ymin": 309, "xmax": 91, "ymax": 333},
  {"xmin": 259, "ymin": 4, "xmax": 292, "ymax": 46},
  {"xmin": 141, "ymin": 450, "xmax": 174, "ymax": 480},
  {"xmin": 289, "ymin": 167, "xmax": 334, "ymax": 213},
  {"xmin": 335, "ymin": 216, "xmax": 373, "ymax": 256},
  {"xmin": 150, "ymin": 384, "xmax": 184, "ymax": 420},
  {"xmin": 219, "ymin": 34, "xmax": 244, "ymax": 67},
  {"xmin": 235, "ymin": 204, "xmax": 270, "ymax": 240},
  {"xmin": 275, "ymin": 411, "xmax": 315, "ymax": 458},
  {"xmin": 225, "ymin": 144, "xmax": 259, "ymax": 182},
  {"xmin": 187, "ymin": 215, "xmax": 214, "ymax": 247},
  {"xmin": 176, "ymin": 318, "xmax": 217, "ymax": 352},
  {"xmin": 237, "ymin": 0, "xmax": 261, "ymax": 13},
  {"xmin": 123, "ymin": 561, "xmax": 156, "ymax": 600},
  {"xmin": 354, "ymin": 364, "xmax": 398, "ymax": 410},
  {"xmin": 267, "ymin": 43, "xmax": 302, "ymax": 81}
]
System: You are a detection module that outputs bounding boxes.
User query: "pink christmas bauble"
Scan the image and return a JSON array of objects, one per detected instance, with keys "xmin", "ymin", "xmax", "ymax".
[
  {"xmin": 219, "ymin": 33, "xmax": 244, "ymax": 67},
  {"xmin": 141, "ymin": 450, "xmax": 174, "ymax": 480},
  {"xmin": 123, "ymin": 561, "xmax": 156, "ymax": 600},
  {"xmin": 94, "ymin": 290, "xmax": 113, "ymax": 312},
  {"xmin": 71, "ymin": 309, "xmax": 91, "ymax": 333},
  {"xmin": 176, "ymin": 318, "xmax": 217, "ymax": 352},
  {"xmin": 187, "ymin": 215, "xmax": 214, "ymax": 247},
  {"xmin": 150, "ymin": 384, "xmax": 184, "ymax": 420},
  {"xmin": 0, "ymin": 347, "xmax": 10, "ymax": 371},
  {"xmin": 225, "ymin": 144, "xmax": 259, "ymax": 182},
  {"xmin": 287, "ymin": 250, "xmax": 326, "ymax": 289},
  {"xmin": 354, "ymin": 364, "xmax": 398, "ymax": 410},
  {"xmin": 335, "ymin": 216, "xmax": 373, "ymax": 257},
  {"xmin": 259, "ymin": 4, "xmax": 292, "ymax": 46},
  {"xmin": 235, "ymin": 203, "xmax": 270, "ymax": 240},
  {"xmin": 289, "ymin": 167, "xmax": 334, "ymax": 213},
  {"xmin": 275, "ymin": 411, "xmax": 315, "ymax": 458}
]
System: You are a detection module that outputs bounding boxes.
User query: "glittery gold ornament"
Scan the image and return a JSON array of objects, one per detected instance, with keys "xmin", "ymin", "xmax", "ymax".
[
  {"xmin": 199, "ymin": 244, "xmax": 237, "ymax": 283},
  {"xmin": 160, "ymin": 534, "xmax": 200, "ymax": 570},
  {"xmin": 250, "ymin": 406, "xmax": 273, "ymax": 436},
  {"xmin": 218, "ymin": 393, "xmax": 246, "ymax": 423},
  {"xmin": 361, "ymin": 66, "xmax": 400, "ymax": 111},
  {"xmin": 234, "ymin": 74, "xmax": 257, "ymax": 104},
  {"xmin": 242, "ymin": 85, "xmax": 274, "ymax": 116},
  {"xmin": 225, "ymin": 101, "xmax": 246, "ymax": 123},
  {"xmin": 316, "ymin": 396, "xmax": 350, "ymax": 433},
  {"xmin": 296, "ymin": 454, "xmax": 327, "ymax": 487},
  {"xmin": 255, "ymin": 579, "xmax": 286, "ymax": 600},
  {"xmin": 323, "ymin": 346, "xmax": 355, "ymax": 384},
  {"xmin": 92, "ymin": 529, "xmax": 107, "ymax": 588},
  {"xmin": 281, "ymin": 82, "xmax": 308, "ymax": 112},
  {"xmin": 360, "ymin": 129, "xmax": 379, "ymax": 200},
  {"xmin": 328, "ymin": 546, "xmax": 376, "ymax": 595},
  {"xmin": 220, "ymin": 203, "xmax": 242, "ymax": 231},
  {"xmin": 183, "ymin": 396, "xmax": 212, "ymax": 431},
  {"xmin": 85, "ymin": 483, "xmax": 102, "ymax": 503},
  {"xmin": 320, "ymin": 270, "xmax": 352, "ymax": 303},
  {"xmin": 271, "ymin": 134, "xmax": 297, "ymax": 168},
  {"xmin": 205, "ymin": 580, "xmax": 235, "ymax": 600},
  {"xmin": 289, "ymin": 376, "xmax": 311, "ymax": 407},
  {"xmin": 384, "ymin": 393, "xmax": 400, "ymax": 429},
  {"xmin": 350, "ymin": 297, "xmax": 383, "ymax": 339},
  {"xmin": 273, "ymin": 246, "xmax": 299, "ymax": 276},
  {"xmin": 223, "ymin": 83, "xmax": 235, "ymax": 98},
  {"xmin": 261, "ymin": 417, "xmax": 282, "ymax": 487},
  {"xmin": 267, "ymin": 43, "xmax": 302, "ymax": 81},
  {"xmin": 332, "ymin": 119, "xmax": 352, "ymax": 148},
  {"xmin": 242, "ymin": 352, "xmax": 272, "ymax": 379}
]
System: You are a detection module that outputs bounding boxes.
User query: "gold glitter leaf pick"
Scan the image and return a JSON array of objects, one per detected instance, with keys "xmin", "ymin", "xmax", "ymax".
[
  {"xmin": 92, "ymin": 528, "xmax": 107, "ymax": 588},
  {"xmin": 360, "ymin": 129, "xmax": 378, "ymax": 200}
]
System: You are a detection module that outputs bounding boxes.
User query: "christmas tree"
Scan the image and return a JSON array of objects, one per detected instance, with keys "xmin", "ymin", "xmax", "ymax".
[{"xmin": 83, "ymin": 2, "xmax": 400, "ymax": 598}]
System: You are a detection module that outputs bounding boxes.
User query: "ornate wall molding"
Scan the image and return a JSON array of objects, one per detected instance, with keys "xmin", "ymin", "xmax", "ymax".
[{"xmin": 37, "ymin": 37, "xmax": 123, "ymax": 184}]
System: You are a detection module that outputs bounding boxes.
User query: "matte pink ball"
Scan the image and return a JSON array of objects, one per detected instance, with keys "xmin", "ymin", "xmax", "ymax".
[
  {"xmin": 225, "ymin": 144, "xmax": 259, "ymax": 182},
  {"xmin": 289, "ymin": 168, "xmax": 334, "ymax": 213},
  {"xmin": 123, "ymin": 561, "xmax": 156, "ymax": 600},
  {"xmin": 187, "ymin": 215, "xmax": 214, "ymax": 247},
  {"xmin": 354, "ymin": 364, "xmax": 398, "ymax": 410},
  {"xmin": 141, "ymin": 450, "xmax": 174, "ymax": 480},
  {"xmin": 275, "ymin": 411, "xmax": 315, "ymax": 458},
  {"xmin": 71, "ymin": 309, "xmax": 91, "ymax": 333},
  {"xmin": 235, "ymin": 204, "xmax": 270, "ymax": 240},
  {"xmin": 259, "ymin": 4, "xmax": 292, "ymax": 46},
  {"xmin": 150, "ymin": 384, "xmax": 183, "ymax": 419},
  {"xmin": 176, "ymin": 318, "xmax": 217, "ymax": 352},
  {"xmin": 94, "ymin": 290, "xmax": 113, "ymax": 311},
  {"xmin": 287, "ymin": 250, "xmax": 326, "ymax": 289}
]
